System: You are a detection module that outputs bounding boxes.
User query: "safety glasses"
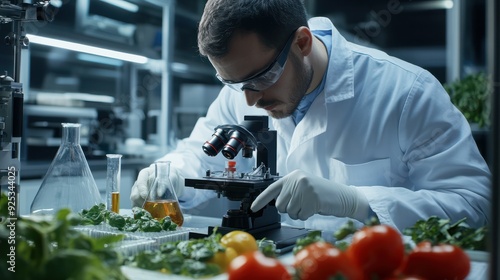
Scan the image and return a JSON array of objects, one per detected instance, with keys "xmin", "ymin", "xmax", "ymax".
[{"xmin": 216, "ymin": 30, "xmax": 297, "ymax": 92}]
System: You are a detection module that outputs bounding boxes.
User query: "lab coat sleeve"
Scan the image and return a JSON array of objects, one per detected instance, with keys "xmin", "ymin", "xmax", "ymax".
[{"xmin": 359, "ymin": 70, "xmax": 491, "ymax": 230}]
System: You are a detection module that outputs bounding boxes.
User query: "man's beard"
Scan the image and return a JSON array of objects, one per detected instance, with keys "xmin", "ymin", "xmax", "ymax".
[{"xmin": 268, "ymin": 52, "xmax": 314, "ymax": 119}]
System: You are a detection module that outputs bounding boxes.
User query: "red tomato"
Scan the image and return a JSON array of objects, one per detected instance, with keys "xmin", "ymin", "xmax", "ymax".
[
  {"xmin": 401, "ymin": 241, "xmax": 470, "ymax": 280},
  {"xmin": 294, "ymin": 242, "xmax": 365, "ymax": 280},
  {"xmin": 228, "ymin": 250, "xmax": 291, "ymax": 280},
  {"xmin": 346, "ymin": 224, "xmax": 406, "ymax": 279}
]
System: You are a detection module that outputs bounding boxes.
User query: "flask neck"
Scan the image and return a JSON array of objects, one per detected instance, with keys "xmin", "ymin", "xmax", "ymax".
[
  {"xmin": 62, "ymin": 123, "xmax": 81, "ymax": 145},
  {"xmin": 155, "ymin": 161, "xmax": 170, "ymax": 178}
]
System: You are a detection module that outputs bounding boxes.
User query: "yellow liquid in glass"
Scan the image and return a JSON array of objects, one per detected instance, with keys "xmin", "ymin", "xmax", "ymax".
[
  {"xmin": 111, "ymin": 192, "xmax": 120, "ymax": 213},
  {"xmin": 143, "ymin": 199, "xmax": 184, "ymax": 226}
]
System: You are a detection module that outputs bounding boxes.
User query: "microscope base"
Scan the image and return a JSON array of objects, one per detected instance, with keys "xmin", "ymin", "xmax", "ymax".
[{"xmin": 190, "ymin": 224, "xmax": 310, "ymax": 254}]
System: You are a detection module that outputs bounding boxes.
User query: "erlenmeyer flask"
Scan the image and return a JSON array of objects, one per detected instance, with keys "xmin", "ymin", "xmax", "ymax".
[
  {"xmin": 143, "ymin": 161, "xmax": 184, "ymax": 226},
  {"xmin": 31, "ymin": 123, "xmax": 102, "ymax": 215}
]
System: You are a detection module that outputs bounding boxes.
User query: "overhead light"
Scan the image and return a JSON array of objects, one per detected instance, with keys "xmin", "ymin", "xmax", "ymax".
[
  {"xmin": 28, "ymin": 34, "xmax": 148, "ymax": 64},
  {"xmin": 77, "ymin": 53, "xmax": 124, "ymax": 67},
  {"xmin": 442, "ymin": 0, "xmax": 454, "ymax": 9},
  {"xmin": 404, "ymin": 0, "xmax": 454, "ymax": 11},
  {"xmin": 100, "ymin": 0, "xmax": 139, "ymax": 13}
]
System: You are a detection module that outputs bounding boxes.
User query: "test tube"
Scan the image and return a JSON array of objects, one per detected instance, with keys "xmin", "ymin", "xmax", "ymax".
[
  {"xmin": 106, "ymin": 154, "xmax": 122, "ymax": 213},
  {"xmin": 226, "ymin": 160, "xmax": 236, "ymax": 178}
]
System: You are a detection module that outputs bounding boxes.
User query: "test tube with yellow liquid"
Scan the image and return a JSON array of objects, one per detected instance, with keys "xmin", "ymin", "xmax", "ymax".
[
  {"xmin": 106, "ymin": 154, "xmax": 122, "ymax": 213},
  {"xmin": 143, "ymin": 161, "xmax": 184, "ymax": 226}
]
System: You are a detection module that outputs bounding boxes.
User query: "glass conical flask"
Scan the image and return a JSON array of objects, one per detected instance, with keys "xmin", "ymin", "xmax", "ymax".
[
  {"xmin": 31, "ymin": 123, "xmax": 102, "ymax": 215},
  {"xmin": 143, "ymin": 161, "xmax": 184, "ymax": 226}
]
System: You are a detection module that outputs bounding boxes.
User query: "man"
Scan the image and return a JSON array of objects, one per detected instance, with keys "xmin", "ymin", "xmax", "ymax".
[{"xmin": 131, "ymin": 0, "xmax": 490, "ymax": 231}]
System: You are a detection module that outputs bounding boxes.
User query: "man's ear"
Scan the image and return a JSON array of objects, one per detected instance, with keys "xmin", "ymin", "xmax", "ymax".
[{"xmin": 295, "ymin": 26, "xmax": 314, "ymax": 56}]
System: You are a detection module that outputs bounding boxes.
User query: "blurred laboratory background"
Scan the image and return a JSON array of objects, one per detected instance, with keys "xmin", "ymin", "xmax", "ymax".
[{"xmin": 0, "ymin": 0, "xmax": 489, "ymax": 214}]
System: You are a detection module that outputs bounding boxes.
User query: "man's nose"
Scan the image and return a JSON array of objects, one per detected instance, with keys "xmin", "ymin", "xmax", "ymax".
[{"xmin": 244, "ymin": 89, "xmax": 263, "ymax": 106}]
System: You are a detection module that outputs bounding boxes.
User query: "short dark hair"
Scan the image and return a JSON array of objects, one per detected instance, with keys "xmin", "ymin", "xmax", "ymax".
[{"xmin": 198, "ymin": 0, "xmax": 308, "ymax": 58}]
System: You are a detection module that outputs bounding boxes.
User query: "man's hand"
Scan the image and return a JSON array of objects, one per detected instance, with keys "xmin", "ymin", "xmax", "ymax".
[
  {"xmin": 250, "ymin": 170, "xmax": 370, "ymax": 221},
  {"xmin": 130, "ymin": 164, "xmax": 185, "ymax": 207}
]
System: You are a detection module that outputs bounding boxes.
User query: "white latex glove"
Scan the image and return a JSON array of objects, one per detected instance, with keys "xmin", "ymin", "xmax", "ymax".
[
  {"xmin": 250, "ymin": 169, "xmax": 370, "ymax": 221},
  {"xmin": 130, "ymin": 164, "xmax": 185, "ymax": 207}
]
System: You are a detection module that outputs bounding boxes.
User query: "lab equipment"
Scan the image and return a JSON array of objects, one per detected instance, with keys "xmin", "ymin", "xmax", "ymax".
[
  {"xmin": 143, "ymin": 161, "xmax": 184, "ymax": 226},
  {"xmin": 106, "ymin": 154, "xmax": 122, "ymax": 213},
  {"xmin": 30, "ymin": 123, "xmax": 102, "ymax": 215},
  {"xmin": 23, "ymin": 104, "xmax": 98, "ymax": 161},
  {"xmin": 0, "ymin": 0, "xmax": 56, "ymax": 215},
  {"xmin": 185, "ymin": 115, "xmax": 309, "ymax": 253}
]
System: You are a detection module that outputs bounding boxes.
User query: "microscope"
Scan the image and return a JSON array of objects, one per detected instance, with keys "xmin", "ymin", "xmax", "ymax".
[
  {"xmin": 185, "ymin": 115, "xmax": 309, "ymax": 253},
  {"xmin": 0, "ymin": 1, "xmax": 57, "ymax": 214}
]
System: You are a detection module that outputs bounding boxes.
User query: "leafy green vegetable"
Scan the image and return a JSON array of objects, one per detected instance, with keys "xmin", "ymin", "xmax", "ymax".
[
  {"xmin": 133, "ymin": 250, "xmax": 169, "ymax": 271},
  {"xmin": 444, "ymin": 72, "xmax": 491, "ymax": 127},
  {"xmin": 181, "ymin": 259, "xmax": 220, "ymax": 278},
  {"xmin": 403, "ymin": 216, "xmax": 488, "ymax": 250},
  {"xmin": 333, "ymin": 219, "xmax": 358, "ymax": 241},
  {"xmin": 126, "ymin": 230, "xmax": 224, "ymax": 278},
  {"xmin": 174, "ymin": 232, "xmax": 224, "ymax": 261},
  {"xmin": 140, "ymin": 219, "xmax": 163, "ymax": 232},
  {"xmin": 161, "ymin": 216, "xmax": 177, "ymax": 231},
  {"xmin": 80, "ymin": 204, "xmax": 107, "ymax": 225},
  {"xmin": 107, "ymin": 212, "xmax": 126, "ymax": 229},
  {"xmin": 258, "ymin": 239, "xmax": 277, "ymax": 258},
  {"xmin": 78, "ymin": 204, "xmax": 178, "ymax": 232},
  {"xmin": 132, "ymin": 207, "xmax": 153, "ymax": 220},
  {"xmin": 331, "ymin": 216, "xmax": 380, "ymax": 242},
  {"xmin": 0, "ymin": 198, "xmax": 126, "ymax": 280},
  {"xmin": 292, "ymin": 230, "xmax": 324, "ymax": 255},
  {"xmin": 123, "ymin": 220, "xmax": 140, "ymax": 232}
]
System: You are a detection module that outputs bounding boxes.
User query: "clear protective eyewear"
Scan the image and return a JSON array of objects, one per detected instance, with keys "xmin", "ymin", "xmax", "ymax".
[{"xmin": 216, "ymin": 30, "xmax": 297, "ymax": 92}]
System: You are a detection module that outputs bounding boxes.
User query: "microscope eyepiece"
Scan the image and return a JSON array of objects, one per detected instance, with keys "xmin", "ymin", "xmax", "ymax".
[
  {"xmin": 203, "ymin": 117, "xmax": 268, "ymax": 160},
  {"xmin": 203, "ymin": 128, "xmax": 251, "ymax": 159},
  {"xmin": 202, "ymin": 128, "xmax": 228, "ymax": 156},
  {"xmin": 222, "ymin": 130, "xmax": 247, "ymax": 159}
]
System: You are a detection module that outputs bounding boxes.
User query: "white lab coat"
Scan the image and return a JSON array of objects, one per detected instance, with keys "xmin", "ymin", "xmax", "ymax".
[{"xmin": 162, "ymin": 17, "xmax": 490, "ymax": 232}]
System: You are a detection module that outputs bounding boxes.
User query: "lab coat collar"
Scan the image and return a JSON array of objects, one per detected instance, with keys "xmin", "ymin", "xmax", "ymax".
[
  {"xmin": 272, "ymin": 18, "xmax": 352, "ymax": 153},
  {"xmin": 272, "ymin": 90, "xmax": 327, "ymax": 154},
  {"xmin": 308, "ymin": 17, "xmax": 355, "ymax": 103}
]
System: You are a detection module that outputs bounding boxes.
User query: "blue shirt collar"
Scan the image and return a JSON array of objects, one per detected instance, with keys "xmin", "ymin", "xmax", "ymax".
[{"xmin": 292, "ymin": 29, "xmax": 332, "ymax": 125}]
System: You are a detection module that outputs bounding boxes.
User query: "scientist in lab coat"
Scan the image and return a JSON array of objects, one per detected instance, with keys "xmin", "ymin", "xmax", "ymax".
[{"xmin": 131, "ymin": 0, "xmax": 490, "ymax": 231}]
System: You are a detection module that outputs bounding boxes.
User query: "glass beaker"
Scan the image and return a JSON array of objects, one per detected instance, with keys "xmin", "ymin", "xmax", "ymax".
[
  {"xmin": 106, "ymin": 154, "xmax": 122, "ymax": 213},
  {"xmin": 143, "ymin": 161, "xmax": 184, "ymax": 226},
  {"xmin": 30, "ymin": 123, "xmax": 102, "ymax": 215}
]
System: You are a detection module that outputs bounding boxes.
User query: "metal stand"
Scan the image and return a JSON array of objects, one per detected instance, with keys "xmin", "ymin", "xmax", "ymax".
[{"xmin": 0, "ymin": 1, "xmax": 56, "ymax": 215}]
